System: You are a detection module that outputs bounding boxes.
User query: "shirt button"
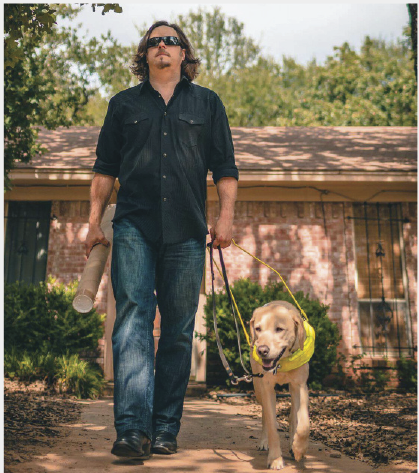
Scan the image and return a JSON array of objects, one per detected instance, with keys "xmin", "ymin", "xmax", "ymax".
[
  {"xmin": 164, "ymin": 112, "xmax": 167, "ymax": 116},
  {"xmin": 163, "ymin": 153, "xmax": 167, "ymax": 157},
  {"xmin": 163, "ymin": 175, "xmax": 167, "ymax": 179},
  {"xmin": 163, "ymin": 132, "xmax": 167, "ymax": 136},
  {"xmin": 134, "ymin": 120, "xmax": 138, "ymax": 123},
  {"xmin": 190, "ymin": 120, "xmax": 194, "ymax": 124},
  {"xmin": 163, "ymin": 198, "xmax": 167, "ymax": 201}
]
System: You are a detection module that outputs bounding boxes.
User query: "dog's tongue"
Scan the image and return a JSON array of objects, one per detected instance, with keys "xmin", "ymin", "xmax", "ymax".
[{"xmin": 262, "ymin": 359, "xmax": 274, "ymax": 369}]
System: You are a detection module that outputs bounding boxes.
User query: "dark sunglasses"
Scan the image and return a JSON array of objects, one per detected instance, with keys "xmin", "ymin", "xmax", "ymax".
[{"xmin": 147, "ymin": 36, "xmax": 181, "ymax": 48}]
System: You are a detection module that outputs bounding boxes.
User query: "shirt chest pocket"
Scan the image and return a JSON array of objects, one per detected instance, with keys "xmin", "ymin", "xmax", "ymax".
[
  {"xmin": 178, "ymin": 113, "xmax": 205, "ymax": 146},
  {"xmin": 122, "ymin": 112, "xmax": 150, "ymax": 147}
]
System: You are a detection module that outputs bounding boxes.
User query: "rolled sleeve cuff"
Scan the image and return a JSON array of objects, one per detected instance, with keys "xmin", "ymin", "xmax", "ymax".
[
  {"xmin": 92, "ymin": 160, "xmax": 120, "ymax": 177},
  {"xmin": 212, "ymin": 165, "xmax": 239, "ymax": 185}
]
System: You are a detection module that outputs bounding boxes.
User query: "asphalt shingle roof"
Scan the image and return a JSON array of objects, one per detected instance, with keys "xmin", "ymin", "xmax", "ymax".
[{"xmin": 19, "ymin": 126, "xmax": 417, "ymax": 173}]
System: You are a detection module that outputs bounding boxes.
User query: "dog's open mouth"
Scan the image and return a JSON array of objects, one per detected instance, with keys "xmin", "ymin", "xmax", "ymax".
[{"xmin": 261, "ymin": 347, "xmax": 286, "ymax": 371}]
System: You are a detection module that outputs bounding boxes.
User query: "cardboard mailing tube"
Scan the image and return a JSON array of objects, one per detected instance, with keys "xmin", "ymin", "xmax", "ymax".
[{"xmin": 72, "ymin": 204, "xmax": 116, "ymax": 313}]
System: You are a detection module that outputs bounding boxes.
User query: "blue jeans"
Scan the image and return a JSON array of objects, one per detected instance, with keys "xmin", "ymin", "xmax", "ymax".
[{"xmin": 110, "ymin": 218, "xmax": 206, "ymax": 440}]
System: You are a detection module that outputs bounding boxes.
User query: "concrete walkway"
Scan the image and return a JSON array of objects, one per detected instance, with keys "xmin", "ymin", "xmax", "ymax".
[{"xmin": 14, "ymin": 396, "xmax": 401, "ymax": 473}]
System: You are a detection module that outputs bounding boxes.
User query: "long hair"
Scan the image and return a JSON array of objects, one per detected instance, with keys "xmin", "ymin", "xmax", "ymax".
[{"xmin": 130, "ymin": 21, "xmax": 201, "ymax": 82}]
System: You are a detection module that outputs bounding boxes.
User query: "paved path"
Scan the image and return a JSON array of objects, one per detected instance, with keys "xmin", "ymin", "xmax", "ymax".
[{"xmin": 13, "ymin": 396, "xmax": 401, "ymax": 472}]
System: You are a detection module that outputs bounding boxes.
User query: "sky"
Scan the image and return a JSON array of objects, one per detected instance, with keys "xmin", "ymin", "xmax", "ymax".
[{"xmin": 65, "ymin": 3, "xmax": 410, "ymax": 65}]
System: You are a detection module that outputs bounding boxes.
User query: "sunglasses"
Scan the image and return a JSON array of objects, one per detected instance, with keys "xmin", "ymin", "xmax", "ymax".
[{"xmin": 147, "ymin": 36, "xmax": 181, "ymax": 48}]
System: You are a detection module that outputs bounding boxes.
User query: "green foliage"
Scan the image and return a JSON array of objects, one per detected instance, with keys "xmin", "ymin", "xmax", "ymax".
[
  {"xmin": 4, "ymin": 348, "xmax": 105, "ymax": 399},
  {"xmin": 396, "ymin": 356, "xmax": 417, "ymax": 393},
  {"xmin": 55, "ymin": 353, "xmax": 106, "ymax": 399},
  {"xmin": 6, "ymin": 5, "xmax": 417, "ymax": 185},
  {"xmin": 4, "ymin": 347, "xmax": 57, "ymax": 384},
  {"xmin": 4, "ymin": 3, "xmax": 126, "ymax": 190},
  {"xmin": 4, "ymin": 4, "xmax": 57, "ymax": 69},
  {"xmin": 176, "ymin": 6, "xmax": 260, "ymax": 80},
  {"xmin": 4, "ymin": 277, "xmax": 105, "ymax": 356},
  {"xmin": 173, "ymin": 7, "xmax": 416, "ymax": 128},
  {"xmin": 4, "ymin": 276, "xmax": 106, "ymax": 398},
  {"xmin": 200, "ymin": 278, "xmax": 341, "ymax": 388}
]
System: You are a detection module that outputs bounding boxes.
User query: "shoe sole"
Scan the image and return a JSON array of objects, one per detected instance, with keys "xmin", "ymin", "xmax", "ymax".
[
  {"xmin": 111, "ymin": 443, "xmax": 150, "ymax": 460},
  {"xmin": 151, "ymin": 445, "xmax": 177, "ymax": 455}
]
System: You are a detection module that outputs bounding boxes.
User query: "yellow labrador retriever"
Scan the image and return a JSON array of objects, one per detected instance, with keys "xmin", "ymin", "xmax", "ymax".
[{"xmin": 250, "ymin": 301, "xmax": 309, "ymax": 470}]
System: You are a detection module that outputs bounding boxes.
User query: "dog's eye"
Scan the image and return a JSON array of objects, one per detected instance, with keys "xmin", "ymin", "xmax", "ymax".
[
  {"xmin": 275, "ymin": 327, "xmax": 283, "ymax": 332},
  {"xmin": 255, "ymin": 327, "xmax": 261, "ymax": 332}
]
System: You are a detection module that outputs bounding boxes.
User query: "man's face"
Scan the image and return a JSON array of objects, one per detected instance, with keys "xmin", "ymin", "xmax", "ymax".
[{"xmin": 146, "ymin": 26, "xmax": 185, "ymax": 73}]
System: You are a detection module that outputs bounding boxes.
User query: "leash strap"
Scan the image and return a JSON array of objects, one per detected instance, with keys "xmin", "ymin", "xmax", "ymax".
[
  {"xmin": 209, "ymin": 243, "xmax": 238, "ymax": 384},
  {"xmin": 217, "ymin": 246, "xmax": 251, "ymax": 376},
  {"xmin": 208, "ymin": 242, "xmax": 260, "ymax": 383}
]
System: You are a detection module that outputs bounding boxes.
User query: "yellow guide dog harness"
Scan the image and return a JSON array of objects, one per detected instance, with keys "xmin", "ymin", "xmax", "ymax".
[{"xmin": 208, "ymin": 240, "xmax": 316, "ymax": 382}]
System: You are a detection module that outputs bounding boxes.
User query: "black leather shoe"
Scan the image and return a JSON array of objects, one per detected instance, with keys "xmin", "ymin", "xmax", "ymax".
[
  {"xmin": 151, "ymin": 431, "xmax": 177, "ymax": 454},
  {"xmin": 111, "ymin": 429, "xmax": 151, "ymax": 459}
]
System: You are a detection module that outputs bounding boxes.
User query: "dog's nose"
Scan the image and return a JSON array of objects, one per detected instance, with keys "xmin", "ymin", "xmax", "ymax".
[{"xmin": 257, "ymin": 345, "xmax": 270, "ymax": 357}]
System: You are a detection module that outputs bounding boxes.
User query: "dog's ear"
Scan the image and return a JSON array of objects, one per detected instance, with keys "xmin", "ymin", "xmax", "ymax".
[
  {"xmin": 249, "ymin": 316, "xmax": 256, "ymax": 346},
  {"xmin": 292, "ymin": 311, "xmax": 306, "ymax": 351},
  {"xmin": 249, "ymin": 308, "xmax": 261, "ymax": 346}
]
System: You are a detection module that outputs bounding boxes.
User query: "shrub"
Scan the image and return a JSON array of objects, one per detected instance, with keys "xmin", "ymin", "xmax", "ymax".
[
  {"xmin": 396, "ymin": 356, "xmax": 417, "ymax": 393},
  {"xmin": 200, "ymin": 278, "xmax": 341, "ymax": 388},
  {"xmin": 4, "ymin": 277, "xmax": 107, "ymax": 399},
  {"xmin": 4, "ymin": 348, "xmax": 105, "ymax": 399},
  {"xmin": 4, "ymin": 277, "xmax": 105, "ymax": 356},
  {"xmin": 4, "ymin": 347, "xmax": 57, "ymax": 383},
  {"xmin": 55, "ymin": 353, "xmax": 106, "ymax": 399}
]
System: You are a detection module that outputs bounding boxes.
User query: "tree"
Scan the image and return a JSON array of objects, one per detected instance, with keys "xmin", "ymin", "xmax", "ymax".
[
  {"xmin": 4, "ymin": 3, "xmax": 124, "ymax": 190},
  {"xmin": 407, "ymin": 4, "xmax": 417, "ymax": 78}
]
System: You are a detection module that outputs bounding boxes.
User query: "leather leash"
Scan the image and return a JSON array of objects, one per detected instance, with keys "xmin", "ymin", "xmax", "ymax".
[{"xmin": 208, "ymin": 242, "xmax": 263, "ymax": 384}]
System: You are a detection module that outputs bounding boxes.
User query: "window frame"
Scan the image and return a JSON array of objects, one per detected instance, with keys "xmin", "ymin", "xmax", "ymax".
[{"xmin": 352, "ymin": 203, "xmax": 413, "ymax": 357}]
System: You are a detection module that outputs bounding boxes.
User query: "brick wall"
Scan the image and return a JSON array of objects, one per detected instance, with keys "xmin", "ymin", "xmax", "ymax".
[
  {"xmin": 46, "ymin": 199, "xmax": 417, "ymax": 372},
  {"xmin": 206, "ymin": 201, "xmax": 417, "ymax": 359}
]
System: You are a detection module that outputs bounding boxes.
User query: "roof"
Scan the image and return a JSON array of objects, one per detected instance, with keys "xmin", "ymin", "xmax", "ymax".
[{"xmin": 16, "ymin": 125, "xmax": 417, "ymax": 173}]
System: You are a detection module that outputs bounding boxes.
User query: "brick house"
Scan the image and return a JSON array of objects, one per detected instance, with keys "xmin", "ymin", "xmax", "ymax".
[{"xmin": 4, "ymin": 126, "xmax": 417, "ymax": 383}]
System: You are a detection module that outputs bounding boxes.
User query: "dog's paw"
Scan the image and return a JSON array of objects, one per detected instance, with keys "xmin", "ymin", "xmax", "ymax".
[
  {"xmin": 257, "ymin": 438, "xmax": 269, "ymax": 451},
  {"xmin": 291, "ymin": 439, "xmax": 307, "ymax": 462},
  {"xmin": 267, "ymin": 455, "xmax": 285, "ymax": 470}
]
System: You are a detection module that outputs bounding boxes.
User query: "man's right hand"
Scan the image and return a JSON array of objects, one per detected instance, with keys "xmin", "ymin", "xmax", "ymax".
[{"xmin": 85, "ymin": 225, "xmax": 110, "ymax": 258}]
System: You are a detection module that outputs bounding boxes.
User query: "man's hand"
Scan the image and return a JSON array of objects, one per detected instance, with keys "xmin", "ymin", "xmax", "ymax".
[
  {"xmin": 84, "ymin": 224, "xmax": 110, "ymax": 258},
  {"xmin": 210, "ymin": 216, "xmax": 234, "ymax": 249}
]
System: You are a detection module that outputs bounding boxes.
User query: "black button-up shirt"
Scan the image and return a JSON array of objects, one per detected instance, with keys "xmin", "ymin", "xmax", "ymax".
[{"xmin": 93, "ymin": 77, "xmax": 239, "ymax": 244}]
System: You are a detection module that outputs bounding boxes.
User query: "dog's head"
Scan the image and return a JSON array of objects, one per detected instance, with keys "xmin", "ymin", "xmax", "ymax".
[{"xmin": 250, "ymin": 301, "xmax": 306, "ymax": 371}]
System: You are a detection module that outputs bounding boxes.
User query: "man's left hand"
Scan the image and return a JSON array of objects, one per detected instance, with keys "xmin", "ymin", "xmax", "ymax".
[{"xmin": 210, "ymin": 217, "xmax": 234, "ymax": 249}]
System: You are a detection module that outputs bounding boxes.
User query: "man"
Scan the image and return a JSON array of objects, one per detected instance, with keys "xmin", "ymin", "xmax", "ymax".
[{"xmin": 85, "ymin": 20, "xmax": 238, "ymax": 460}]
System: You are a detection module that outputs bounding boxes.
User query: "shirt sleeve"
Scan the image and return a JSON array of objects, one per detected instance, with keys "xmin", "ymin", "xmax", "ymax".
[
  {"xmin": 208, "ymin": 93, "xmax": 239, "ymax": 185},
  {"xmin": 92, "ymin": 97, "xmax": 122, "ymax": 177}
]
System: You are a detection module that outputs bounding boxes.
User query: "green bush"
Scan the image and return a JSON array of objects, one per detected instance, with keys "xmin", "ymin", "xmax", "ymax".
[
  {"xmin": 4, "ymin": 277, "xmax": 107, "ymax": 399},
  {"xmin": 4, "ymin": 348, "xmax": 105, "ymax": 399},
  {"xmin": 200, "ymin": 278, "xmax": 341, "ymax": 388},
  {"xmin": 4, "ymin": 277, "xmax": 105, "ymax": 356},
  {"xmin": 55, "ymin": 353, "xmax": 106, "ymax": 399},
  {"xmin": 4, "ymin": 347, "xmax": 57, "ymax": 383},
  {"xmin": 396, "ymin": 356, "xmax": 417, "ymax": 393}
]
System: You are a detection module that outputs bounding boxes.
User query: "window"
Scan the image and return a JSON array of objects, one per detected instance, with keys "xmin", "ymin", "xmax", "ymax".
[
  {"xmin": 353, "ymin": 203, "xmax": 412, "ymax": 357},
  {"xmin": 4, "ymin": 201, "xmax": 52, "ymax": 285}
]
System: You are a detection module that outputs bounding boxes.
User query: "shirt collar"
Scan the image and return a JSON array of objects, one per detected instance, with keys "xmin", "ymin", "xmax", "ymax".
[{"xmin": 137, "ymin": 75, "xmax": 190, "ymax": 95}]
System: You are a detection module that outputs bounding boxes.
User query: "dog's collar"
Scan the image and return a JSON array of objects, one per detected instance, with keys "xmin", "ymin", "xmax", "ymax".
[{"xmin": 252, "ymin": 320, "xmax": 315, "ymax": 373}]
